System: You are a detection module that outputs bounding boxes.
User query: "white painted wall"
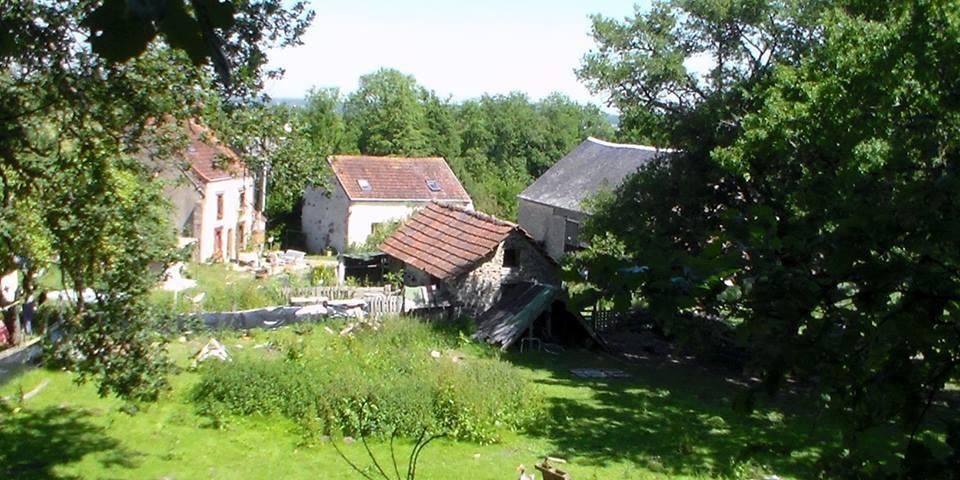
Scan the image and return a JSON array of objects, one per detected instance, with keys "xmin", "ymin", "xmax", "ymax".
[
  {"xmin": 195, "ymin": 177, "xmax": 256, "ymax": 262},
  {"xmin": 347, "ymin": 201, "xmax": 424, "ymax": 247},
  {"xmin": 302, "ymin": 182, "xmax": 349, "ymax": 253},
  {"xmin": 303, "ymin": 182, "xmax": 473, "ymax": 254}
]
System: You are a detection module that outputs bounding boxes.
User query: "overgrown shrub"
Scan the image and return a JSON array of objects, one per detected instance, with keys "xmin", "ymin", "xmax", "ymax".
[
  {"xmin": 309, "ymin": 265, "xmax": 337, "ymax": 286},
  {"xmin": 191, "ymin": 318, "xmax": 543, "ymax": 443}
]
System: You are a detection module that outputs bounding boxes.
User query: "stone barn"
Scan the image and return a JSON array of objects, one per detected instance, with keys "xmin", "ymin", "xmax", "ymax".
[
  {"xmin": 518, "ymin": 137, "xmax": 673, "ymax": 261},
  {"xmin": 380, "ymin": 203, "xmax": 607, "ymax": 351},
  {"xmin": 379, "ymin": 202, "xmax": 558, "ymax": 317}
]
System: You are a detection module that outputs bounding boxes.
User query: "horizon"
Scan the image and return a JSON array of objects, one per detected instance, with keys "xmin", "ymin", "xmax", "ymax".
[{"xmin": 263, "ymin": 0, "xmax": 644, "ymax": 108}]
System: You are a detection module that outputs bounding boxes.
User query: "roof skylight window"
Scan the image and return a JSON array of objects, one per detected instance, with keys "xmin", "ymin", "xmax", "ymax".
[
  {"xmin": 426, "ymin": 180, "xmax": 442, "ymax": 192},
  {"xmin": 357, "ymin": 179, "xmax": 372, "ymax": 192}
]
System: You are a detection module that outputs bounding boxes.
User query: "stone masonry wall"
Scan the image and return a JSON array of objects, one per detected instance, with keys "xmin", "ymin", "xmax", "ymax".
[{"xmin": 447, "ymin": 230, "xmax": 559, "ymax": 317}]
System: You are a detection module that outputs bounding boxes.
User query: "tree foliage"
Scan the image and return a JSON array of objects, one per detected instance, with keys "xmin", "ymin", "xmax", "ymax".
[
  {"xmin": 344, "ymin": 69, "xmax": 433, "ymax": 157},
  {"xmin": 571, "ymin": 0, "xmax": 960, "ymax": 474},
  {"xmin": 0, "ymin": 0, "xmax": 311, "ymax": 400},
  {"xmin": 256, "ymin": 69, "xmax": 614, "ymax": 225},
  {"xmin": 579, "ymin": 0, "xmax": 824, "ymax": 146}
]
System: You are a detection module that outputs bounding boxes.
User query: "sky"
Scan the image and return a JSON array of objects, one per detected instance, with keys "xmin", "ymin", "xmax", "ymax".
[{"xmin": 264, "ymin": 0, "xmax": 642, "ymax": 107}]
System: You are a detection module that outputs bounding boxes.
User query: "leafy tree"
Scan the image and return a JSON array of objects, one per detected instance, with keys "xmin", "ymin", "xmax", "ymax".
[
  {"xmin": 572, "ymin": 0, "xmax": 960, "ymax": 474},
  {"xmin": 450, "ymin": 93, "xmax": 613, "ymax": 218},
  {"xmin": 579, "ymin": 0, "xmax": 824, "ymax": 146},
  {"xmin": 301, "ymin": 88, "xmax": 352, "ymax": 159},
  {"xmin": 344, "ymin": 69, "xmax": 432, "ymax": 156},
  {"xmin": 539, "ymin": 93, "xmax": 615, "ymax": 173},
  {"xmin": 78, "ymin": 0, "xmax": 314, "ymax": 99},
  {"xmin": 211, "ymin": 88, "xmax": 350, "ymax": 241},
  {"xmin": 421, "ymin": 92, "xmax": 462, "ymax": 162},
  {"xmin": 0, "ymin": 0, "xmax": 312, "ymax": 400}
]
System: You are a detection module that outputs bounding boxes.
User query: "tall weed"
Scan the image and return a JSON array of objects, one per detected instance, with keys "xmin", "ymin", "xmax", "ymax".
[{"xmin": 191, "ymin": 318, "xmax": 543, "ymax": 443}]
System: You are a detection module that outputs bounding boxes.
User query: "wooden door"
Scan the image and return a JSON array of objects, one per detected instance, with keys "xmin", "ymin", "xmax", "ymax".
[{"xmin": 214, "ymin": 227, "xmax": 223, "ymax": 260}]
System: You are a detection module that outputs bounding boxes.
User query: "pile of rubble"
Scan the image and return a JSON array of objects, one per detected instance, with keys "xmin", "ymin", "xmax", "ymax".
[{"xmin": 235, "ymin": 249, "xmax": 313, "ymax": 278}]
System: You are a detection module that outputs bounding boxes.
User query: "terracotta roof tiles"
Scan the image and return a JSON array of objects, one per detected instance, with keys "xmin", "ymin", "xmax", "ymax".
[
  {"xmin": 380, "ymin": 203, "xmax": 516, "ymax": 279},
  {"xmin": 184, "ymin": 120, "xmax": 245, "ymax": 183},
  {"xmin": 330, "ymin": 155, "xmax": 471, "ymax": 202}
]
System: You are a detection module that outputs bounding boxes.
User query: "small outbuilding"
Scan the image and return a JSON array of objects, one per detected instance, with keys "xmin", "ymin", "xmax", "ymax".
[
  {"xmin": 380, "ymin": 202, "xmax": 558, "ymax": 317},
  {"xmin": 380, "ymin": 203, "xmax": 606, "ymax": 350}
]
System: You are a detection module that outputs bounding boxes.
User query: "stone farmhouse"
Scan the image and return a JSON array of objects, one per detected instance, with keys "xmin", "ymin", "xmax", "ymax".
[
  {"xmin": 163, "ymin": 121, "xmax": 264, "ymax": 262},
  {"xmin": 301, "ymin": 155, "xmax": 472, "ymax": 254},
  {"xmin": 518, "ymin": 137, "xmax": 673, "ymax": 260}
]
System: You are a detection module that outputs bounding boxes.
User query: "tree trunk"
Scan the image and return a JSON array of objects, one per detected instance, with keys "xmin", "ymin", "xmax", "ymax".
[{"xmin": 3, "ymin": 302, "xmax": 22, "ymax": 345}]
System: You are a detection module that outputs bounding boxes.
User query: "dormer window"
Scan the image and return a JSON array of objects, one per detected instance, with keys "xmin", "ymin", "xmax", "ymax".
[
  {"xmin": 357, "ymin": 179, "xmax": 372, "ymax": 192},
  {"xmin": 426, "ymin": 180, "xmax": 441, "ymax": 192}
]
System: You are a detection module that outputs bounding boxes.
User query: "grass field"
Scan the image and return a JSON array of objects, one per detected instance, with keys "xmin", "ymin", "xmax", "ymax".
[
  {"xmin": 0, "ymin": 319, "xmax": 940, "ymax": 479},
  {"xmin": 149, "ymin": 263, "xmax": 306, "ymax": 314}
]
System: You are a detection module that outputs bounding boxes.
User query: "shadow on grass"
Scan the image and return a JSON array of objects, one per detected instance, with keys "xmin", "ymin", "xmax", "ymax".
[
  {"xmin": 509, "ymin": 351, "xmax": 851, "ymax": 478},
  {"xmin": 0, "ymin": 406, "xmax": 135, "ymax": 479}
]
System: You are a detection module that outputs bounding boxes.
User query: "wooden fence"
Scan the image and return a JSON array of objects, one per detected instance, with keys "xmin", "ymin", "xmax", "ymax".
[
  {"xmin": 281, "ymin": 286, "xmax": 394, "ymax": 301},
  {"xmin": 367, "ymin": 295, "xmax": 404, "ymax": 319},
  {"xmin": 281, "ymin": 286, "xmax": 404, "ymax": 319},
  {"xmin": 585, "ymin": 309, "xmax": 642, "ymax": 333}
]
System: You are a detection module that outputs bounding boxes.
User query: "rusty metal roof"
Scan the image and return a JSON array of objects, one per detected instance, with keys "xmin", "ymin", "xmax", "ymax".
[
  {"xmin": 380, "ymin": 203, "xmax": 516, "ymax": 279},
  {"xmin": 473, "ymin": 282, "xmax": 559, "ymax": 349},
  {"xmin": 329, "ymin": 155, "xmax": 472, "ymax": 202}
]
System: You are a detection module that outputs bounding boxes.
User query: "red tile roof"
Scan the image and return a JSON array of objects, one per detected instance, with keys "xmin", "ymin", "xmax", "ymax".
[
  {"xmin": 330, "ymin": 155, "xmax": 471, "ymax": 202},
  {"xmin": 380, "ymin": 203, "xmax": 516, "ymax": 279},
  {"xmin": 184, "ymin": 120, "xmax": 245, "ymax": 183}
]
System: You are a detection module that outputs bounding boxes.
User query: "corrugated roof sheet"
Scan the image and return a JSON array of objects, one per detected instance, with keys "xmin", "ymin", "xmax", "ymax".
[
  {"xmin": 518, "ymin": 137, "xmax": 672, "ymax": 213},
  {"xmin": 330, "ymin": 155, "xmax": 472, "ymax": 202},
  {"xmin": 473, "ymin": 282, "xmax": 559, "ymax": 350},
  {"xmin": 380, "ymin": 203, "xmax": 515, "ymax": 280}
]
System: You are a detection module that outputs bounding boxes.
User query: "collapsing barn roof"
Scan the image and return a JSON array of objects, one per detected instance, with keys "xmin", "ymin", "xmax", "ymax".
[{"xmin": 473, "ymin": 282, "xmax": 608, "ymax": 351}]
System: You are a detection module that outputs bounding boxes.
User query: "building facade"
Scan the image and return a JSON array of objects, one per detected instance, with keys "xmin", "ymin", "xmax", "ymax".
[
  {"xmin": 302, "ymin": 155, "xmax": 473, "ymax": 254},
  {"xmin": 518, "ymin": 137, "xmax": 672, "ymax": 261},
  {"xmin": 164, "ymin": 121, "xmax": 263, "ymax": 262}
]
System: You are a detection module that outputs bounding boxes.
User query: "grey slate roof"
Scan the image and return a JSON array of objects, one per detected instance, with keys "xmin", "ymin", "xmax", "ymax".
[{"xmin": 518, "ymin": 137, "xmax": 672, "ymax": 213}]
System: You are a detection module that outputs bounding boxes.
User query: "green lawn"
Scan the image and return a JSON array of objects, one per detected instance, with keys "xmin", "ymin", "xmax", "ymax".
[
  {"xmin": 0, "ymin": 321, "xmax": 936, "ymax": 479},
  {"xmin": 39, "ymin": 262, "xmax": 305, "ymax": 313}
]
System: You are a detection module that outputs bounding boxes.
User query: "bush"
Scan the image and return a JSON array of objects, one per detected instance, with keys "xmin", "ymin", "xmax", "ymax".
[
  {"xmin": 191, "ymin": 318, "xmax": 543, "ymax": 443},
  {"xmin": 310, "ymin": 265, "xmax": 337, "ymax": 286}
]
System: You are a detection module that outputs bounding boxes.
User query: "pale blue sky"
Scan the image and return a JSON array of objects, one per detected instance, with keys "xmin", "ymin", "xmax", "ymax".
[{"xmin": 264, "ymin": 0, "xmax": 643, "ymax": 106}]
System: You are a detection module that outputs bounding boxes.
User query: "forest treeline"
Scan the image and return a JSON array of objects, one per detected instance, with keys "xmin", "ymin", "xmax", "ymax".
[{"xmin": 212, "ymin": 68, "xmax": 615, "ymax": 235}]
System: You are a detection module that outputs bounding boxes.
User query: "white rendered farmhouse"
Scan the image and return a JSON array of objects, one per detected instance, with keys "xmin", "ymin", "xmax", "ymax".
[{"xmin": 302, "ymin": 155, "xmax": 473, "ymax": 253}]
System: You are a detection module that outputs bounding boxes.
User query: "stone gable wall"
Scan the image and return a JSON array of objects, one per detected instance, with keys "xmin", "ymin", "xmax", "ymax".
[{"xmin": 447, "ymin": 230, "xmax": 558, "ymax": 317}]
